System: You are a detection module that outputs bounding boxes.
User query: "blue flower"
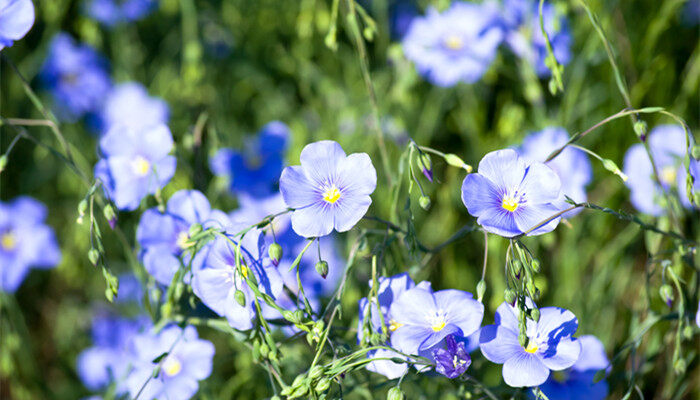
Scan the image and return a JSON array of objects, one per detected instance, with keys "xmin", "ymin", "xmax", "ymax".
[
  {"xmin": 389, "ymin": 0, "xmax": 418, "ymax": 39},
  {"xmin": 39, "ymin": 33, "xmax": 112, "ymax": 121},
  {"xmin": 210, "ymin": 121, "xmax": 290, "ymax": 197},
  {"xmin": 461, "ymin": 149, "xmax": 566, "ymax": 238},
  {"xmin": 538, "ymin": 335, "xmax": 609, "ymax": 400},
  {"xmin": 432, "ymin": 334, "xmax": 472, "ymax": 379},
  {"xmin": 623, "ymin": 125, "xmax": 699, "ymax": 215},
  {"xmin": 279, "ymin": 140, "xmax": 377, "ymax": 238},
  {"xmin": 98, "ymin": 82, "xmax": 169, "ymax": 135},
  {"xmin": 94, "ymin": 123, "xmax": 176, "ymax": 211},
  {"xmin": 77, "ymin": 314, "xmax": 149, "ymax": 392},
  {"xmin": 136, "ymin": 190, "xmax": 229, "ymax": 285},
  {"xmin": 85, "ymin": 0, "xmax": 157, "ymax": 27},
  {"xmin": 479, "ymin": 301, "xmax": 581, "ymax": 387},
  {"xmin": 125, "ymin": 325, "xmax": 215, "ymax": 400},
  {"xmin": 402, "ymin": 1, "xmax": 503, "ymax": 87},
  {"xmin": 0, "ymin": 0, "xmax": 34, "ymax": 50},
  {"xmin": 192, "ymin": 224, "xmax": 284, "ymax": 331},
  {"xmin": 389, "ymin": 285, "xmax": 484, "ymax": 356},
  {"xmin": 519, "ymin": 127, "xmax": 592, "ymax": 217},
  {"xmin": 501, "ymin": 0, "xmax": 572, "ymax": 77},
  {"xmin": 0, "ymin": 197, "xmax": 61, "ymax": 292}
]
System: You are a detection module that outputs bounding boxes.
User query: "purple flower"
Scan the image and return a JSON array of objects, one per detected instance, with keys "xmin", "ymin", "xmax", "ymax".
[
  {"xmin": 519, "ymin": 127, "xmax": 592, "ymax": 217},
  {"xmin": 539, "ymin": 335, "xmax": 609, "ymax": 400},
  {"xmin": 0, "ymin": 197, "xmax": 61, "ymax": 292},
  {"xmin": 210, "ymin": 121, "xmax": 290, "ymax": 197},
  {"xmin": 389, "ymin": 286, "xmax": 484, "ymax": 356},
  {"xmin": 0, "ymin": 0, "xmax": 34, "ymax": 50},
  {"xmin": 402, "ymin": 1, "xmax": 503, "ymax": 87},
  {"xmin": 432, "ymin": 335, "xmax": 472, "ymax": 379},
  {"xmin": 501, "ymin": 0, "xmax": 572, "ymax": 77},
  {"xmin": 461, "ymin": 149, "xmax": 566, "ymax": 238},
  {"xmin": 125, "ymin": 325, "xmax": 215, "ymax": 400},
  {"xmin": 95, "ymin": 123, "xmax": 176, "ymax": 211},
  {"xmin": 479, "ymin": 302, "xmax": 581, "ymax": 387},
  {"xmin": 136, "ymin": 190, "xmax": 228, "ymax": 285},
  {"xmin": 623, "ymin": 125, "xmax": 699, "ymax": 215},
  {"xmin": 192, "ymin": 224, "xmax": 284, "ymax": 331},
  {"xmin": 85, "ymin": 0, "xmax": 157, "ymax": 27},
  {"xmin": 279, "ymin": 140, "xmax": 377, "ymax": 238},
  {"xmin": 77, "ymin": 314, "xmax": 149, "ymax": 392},
  {"xmin": 98, "ymin": 82, "xmax": 169, "ymax": 135},
  {"xmin": 39, "ymin": 33, "xmax": 112, "ymax": 121}
]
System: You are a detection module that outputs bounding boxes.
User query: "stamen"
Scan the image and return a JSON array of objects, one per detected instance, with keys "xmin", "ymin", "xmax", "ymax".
[
  {"xmin": 389, "ymin": 320, "xmax": 404, "ymax": 332},
  {"xmin": 1, "ymin": 232, "xmax": 16, "ymax": 251},
  {"xmin": 322, "ymin": 186, "xmax": 341, "ymax": 204},
  {"xmin": 501, "ymin": 195, "xmax": 519, "ymax": 212},
  {"xmin": 444, "ymin": 35, "xmax": 464, "ymax": 50},
  {"xmin": 162, "ymin": 357, "xmax": 182, "ymax": 377},
  {"xmin": 132, "ymin": 156, "xmax": 151, "ymax": 177},
  {"xmin": 524, "ymin": 340, "xmax": 538, "ymax": 354}
]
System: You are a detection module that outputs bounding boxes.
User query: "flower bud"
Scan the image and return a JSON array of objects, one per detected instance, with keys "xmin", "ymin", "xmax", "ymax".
[
  {"xmin": 444, "ymin": 153, "xmax": 472, "ymax": 172},
  {"xmin": 268, "ymin": 243, "xmax": 283, "ymax": 266},
  {"xmin": 387, "ymin": 387, "xmax": 405, "ymax": 400},
  {"xmin": 633, "ymin": 120, "xmax": 648, "ymax": 140},
  {"xmin": 88, "ymin": 248, "xmax": 100, "ymax": 266},
  {"xmin": 682, "ymin": 325, "xmax": 693, "ymax": 340},
  {"xmin": 659, "ymin": 284, "xmax": 674, "ymax": 307},
  {"xmin": 418, "ymin": 195, "xmax": 431, "ymax": 210},
  {"xmin": 511, "ymin": 259, "xmax": 522, "ymax": 276},
  {"xmin": 308, "ymin": 365, "xmax": 324, "ymax": 380},
  {"xmin": 530, "ymin": 259, "xmax": 541, "ymax": 273},
  {"xmin": 78, "ymin": 199, "xmax": 88, "ymax": 218},
  {"xmin": 504, "ymin": 289, "xmax": 516, "ymax": 305},
  {"xmin": 259, "ymin": 342, "xmax": 270, "ymax": 358},
  {"xmin": 234, "ymin": 289, "xmax": 246, "ymax": 307},
  {"xmin": 0, "ymin": 155, "xmax": 7, "ymax": 173},
  {"xmin": 518, "ymin": 331, "xmax": 528, "ymax": 347},
  {"xmin": 419, "ymin": 153, "xmax": 433, "ymax": 183},
  {"xmin": 476, "ymin": 280, "xmax": 486, "ymax": 302},
  {"xmin": 315, "ymin": 377, "xmax": 331, "ymax": 393},
  {"xmin": 188, "ymin": 223, "xmax": 203, "ymax": 237},
  {"xmin": 548, "ymin": 78, "xmax": 558, "ymax": 95},
  {"xmin": 602, "ymin": 159, "xmax": 628, "ymax": 182},
  {"xmin": 526, "ymin": 281, "xmax": 536, "ymax": 296},
  {"xmin": 315, "ymin": 260, "xmax": 329, "ymax": 279},
  {"xmin": 692, "ymin": 144, "xmax": 700, "ymax": 160},
  {"xmin": 674, "ymin": 358, "xmax": 686, "ymax": 374},
  {"xmin": 530, "ymin": 308, "xmax": 540, "ymax": 322}
]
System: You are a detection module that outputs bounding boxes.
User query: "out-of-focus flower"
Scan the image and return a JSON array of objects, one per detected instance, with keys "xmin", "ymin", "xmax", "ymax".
[
  {"xmin": 461, "ymin": 149, "xmax": 566, "ymax": 237},
  {"xmin": 210, "ymin": 121, "xmax": 290, "ymax": 197},
  {"xmin": 94, "ymin": 123, "xmax": 175, "ymax": 211},
  {"xmin": 402, "ymin": 1, "xmax": 503, "ymax": 87},
  {"xmin": 0, "ymin": 0, "xmax": 34, "ymax": 51},
  {"xmin": 432, "ymin": 334, "xmax": 472, "ymax": 379},
  {"xmin": 695, "ymin": 300, "xmax": 700, "ymax": 328},
  {"xmin": 85, "ymin": 0, "xmax": 157, "ymax": 27},
  {"xmin": 116, "ymin": 273, "xmax": 143, "ymax": 303},
  {"xmin": 0, "ymin": 197, "xmax": 60, "ymax": 292},
  {"xmin": 279, "ymin": 140, "xmax": 377, "ymax": 238},
  {"xmin": 192, "ymin": 224, "xmax": 284, "ymax": 331},
  {"xmin": 98, "ymin": 82, "xmax": 169, "ymax": 134},
  {"xmin": 623, "ymin": 125, "xmax": 699, "ymax": 215},
  {"xmin": 539, "ymin": 335, "xmax": 609, "ymax": 400},
  {"xmin": 479, "ymin": 301, "xmax": 581, "ymax": 387},
  {"xmin": 501, "ymin": 0, "xmax": 572, "ymax": 77},
  {"xmin": 136, "ymin": 190, "xmax": 228, "ymax": 285},
  {"xmin": 389, "ymin": 0, "xmax": 418, "ymax": 39},
  {"xmin": 39, "ymin": 33, "xmax": 112, "ymax": 121},
  {"xmin": 77, "ymin": 314, "xmax": 149, "ymax": 392},
  {"xmin": 519, "ymin": 127, "xmax": 592, "ymax": 217},
  {"xmin": 389, "ymin": 286, "xmax": 484, "ymax": 356},
  {"xmin": 125, "ymin": 325, "xmax": 214, "ymax": 400}
]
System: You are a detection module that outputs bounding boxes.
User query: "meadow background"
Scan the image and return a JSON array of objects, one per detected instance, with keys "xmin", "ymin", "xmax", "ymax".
[{"xmin": 0, "ymin": 0, "xmax": 698, "ymax": 399}]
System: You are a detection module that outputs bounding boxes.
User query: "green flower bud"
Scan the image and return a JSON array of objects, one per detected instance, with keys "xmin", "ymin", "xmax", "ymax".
[
  {"xmin": 530, "ymin": 308, "xmax": 540, "ymax": 322},
  {"xmin": 444, "ymin": 153, "xmax": 472, "ymax": 172},
  {"xmin": 268, "ymin": 243, "xmax": 283, "ymax": 266},
  {"xmin": 633, "ymin": 120, "xmax": 648, "ymax": 139},
  {"xmin": 602, "ymin": 159, "xmax": 628, "ymax": 182},
  {"xmin": 504, "ymin": 289, "xmax": 516, "ymax": 305},
  {"xmin": 530, "ymin": 259, "xmax": 541, "ymax": 273},
  {"xmin": 526, "ymin": 281, "xmax": 536, "ymax": 295},
  {"xmin": 234, "ymin": 289, "xmax": 246, "ymax": 307},
  {"xmin": 88, "ymin": 248, "xmax": 100, "ymax": 266},
  {"xmin": 252, "ymin": 340, "xmax": 261, "ymax": 360},
  {"xmin": 476, "ymin": 280, "xmax": 486, "ymax": 302},
  {"xmin": 315, "ymin": 377, "xmax": 331, "ymax": 393},
  {"xmin": 518, "ymin": 331, "xmax": 528, "ymax": 347},
  {"xmin": 418, "ymin": 195, "xmax": 431, "ymax": 210},
  {"xmin": 0, "ymin": 155, "xmax": 7, "ymax": 173},
  {"xmin": 308, "ymin": 365, "xmax": 324, "ymax": 380},
  {"xmin": 315, "ymin": 260, "xmax": 329, "ymax": 279},
  {"xmin": 511, "ymin": 259, "xmax": 523, "ymax": 276},
  {"xmin": 419, "ymin": 152, "xmax": 432, "ymax": 170},
  {"xmin": 659, "ymin": 284, "xmax": 674, "ymax": 306},
  {"xmin": 78, "ymin": 199, "xmax": 88, "ymax": 218},
  {"xmin": 548, "ymin": 78, "xmax": 558, "ymax": 95},
  {"xmin": 188, "ymin": 223, "xmax": 203, "ymax": 237},
  {"xmin": 259, "ymin": 342, "xmax": 270, "ymax": 358},
  {"xmin": 387, "ymin": 387, "xmax": 405, "ymax": 400},
  {"xmin": 674, "ymin": 358, "xmax": 686, "ymax": 374},
  {"xmin": 682, "ymin": 325, "xmax": 693, "ymax": 340},
  {"xmin": 103, "ymin": 204, "xmax": 116, "ymax": 223},
  {"xmin": 692, "ymin": 144, "xmax": 700, "ymax": 160}
]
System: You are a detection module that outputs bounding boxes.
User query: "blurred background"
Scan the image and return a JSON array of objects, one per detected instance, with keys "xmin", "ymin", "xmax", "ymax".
[{"xmin": 0, "ymin": 0, "xmax": 698, "ymax": 399}]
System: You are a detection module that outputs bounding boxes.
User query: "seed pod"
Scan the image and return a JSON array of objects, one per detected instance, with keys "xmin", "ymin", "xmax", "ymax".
[
  {"xmin": 659, "ymin": 284, "xmax": 674, "ymax": 307},
  {"xmin": 188, "ymin": 223, "xmax": 203, "ymax": 237},
  {"xmin": 268, "ymin": 243, "xmax": 283, "ymax": 266},
  {"xmin": 530, "ymin": 308, "xmax": 540, "ymax": 322},
  {"xmin": 518, "ymin": 331, "xmax": 528, "ymax": 348},
  {"xmin": 308, "ymin": 365, "xmax": 324, "ymax": 380},
  {"xmin": 511, "ymin": 259, "xmax": 523, "ymax": 276},
  {"xmin": 387, "ymin": 387, "xmax": 405, "ymax": 400},
  {"xmin": 633, "ymin": 120, "xmax": 648, "ymax": 139},
  {"xmin": 444, "ymin": 153, "xmax": 472, "ymax": 172},
  {"xmin": 103, "ymin": 204, "xmax": 116, "ymax": 223},
  {"xmin": 476, "ymin": 280, "xmax": 486, "ymax": 302},
  {"xmin": 530, "ymin": 259, "xmax": 541, "ymax": 273},
  {"xmin": 0, "ymin": 155, "xmax": 7, "ymax": 173},
  {"xmin": 315, "ymin": 260, "xmax": 329, "ymax": 279},
  {"xmin": 504, "ymin": 289, "xmax": 516, "ymax": 305},
  {"xmin": 315, "ymin": 377, "xmax": 331, "ymax": 393},
  {"xmin": 259, "ymin": 343, "xmax": 270, "ymax": 358},
  {"xmin": 234, "ymin": 290, "xmax": 246, "ymax": 307},
  {"xmin": 418, "ymin": 196, "xmax": 431, "ymax": 210},
  {"xmin": 88, "ymin": 248, "xmax": 100, "ymax": 266}
]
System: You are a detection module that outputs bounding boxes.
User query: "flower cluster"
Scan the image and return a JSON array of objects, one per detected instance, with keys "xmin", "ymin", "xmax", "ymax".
[{"xmin": 0, "ymin": 197, "xmax": 61, "ymax": 292}]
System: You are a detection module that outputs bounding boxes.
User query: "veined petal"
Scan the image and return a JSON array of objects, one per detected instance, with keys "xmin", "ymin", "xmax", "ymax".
[
  {"xmin": 279, "ymin": 165, "xmax": 320, "ymax": 209},
  {"xmin": 502, "ymin": 351, "xmax": 550, "ymax": 387},
  {"xmin": 167, "ymin": 190, "xmax": 211, "ymax": 225},
  {"xmin": 476, "ymin": 206, "xmax": 521, "ymax": 237},
  {"xmin": 433, "ymin": 289, "xmax": 483, "ymax": 337},
  {"xmin": 389, "ymin": 286, "xmax": 438, "ymax": 326},
  {"xmin": 479, "ymin": 324, "xmax": 521, "ymax": 364},
  {"xmin": 477, "ymin": 149, "xmax": 526, "ymax": 191},
  {"xmin": 332, "ymin": 193, "xmax": 372, "ymax": 232},
  {"xmin": 299, "ymin": 140, "xmax": 346, "ymax": 186},
  {"xmin": 336, "ymin": 153, "xmax": 377, "ymax": 196},
  {"xmin": 540, "ymin": 337, "xmax": 581, "ymax": 371},
  {"xmin": 461, "ymin": 173, "xmax": 502, "ymax": 216},
  {"xmin": 536, "ymin": 307, "xmax": 579, "ymax": 346},
  {"xmin": 290, "ymin": 201, "xmax": 334, "ymax": 238},
  {"xmin": 390, "ymin": 324, "xmax": 431, "ymax": 354},
  {"xmin": 519, "ymin": 162, "xmax": 562, "ymax": 204},
  {"xmin": 513, "ymin": 202, "xmax": 562, "ymax": 236}
]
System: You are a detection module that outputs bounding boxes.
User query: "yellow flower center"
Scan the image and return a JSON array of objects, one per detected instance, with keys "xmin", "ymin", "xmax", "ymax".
[
  {"xmin": 444, "ymin": 35, "xmax": 464, "ymax": 50},
  {"xmin": 162, "ymin": 357, "xmax": 182, "ymax": 377},
  {"xmin": 176, "ymin": 232, "xmax": 191, "ymax": 249},
  {"xmin": 501, "ymin": 196, "xmax": 519, "ymax": 212},
  {"xmin": 453, "ymin": 355, "xmax": 467, "ymax": 368},
  {"xmin": 429, "ymin": 313, "xmax": 447, "ymax": 332},
  {"xmin": 524, "ymin": 340, "xmax": 539, "ymax": 354},
  {"xmin": 661, "ymin": 165, "xmax": 677, "ymax": 186},
  {"xmin": 1, "ymin": 232, "xmax": 17, "ymax": 251},
  {"xmin": 322, "ymin": 186, "xmax": 341, "ymax": 204},
  {"xmin": 132, "ymin": 156, "xmax": 151, "ymax": 177},
  {"xmin": 389, "ymin": 320, "xmax": 403, "ymax": 332}
]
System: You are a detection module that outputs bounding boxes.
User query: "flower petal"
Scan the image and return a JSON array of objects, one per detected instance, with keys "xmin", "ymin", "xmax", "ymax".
[
  {"xmin": 299, "ymin": 140, "xmax": 346, "ymax": 186},
  {"xmin": 279, "ymin": 165, "xmax": 320, "ymax": 209},
  {"xmin": 478, "ymin": 324, "xmax": 521, "ymax": 364},
  {"xmin": 513, "ymin": 202, "xmax": 562, "ymax": 236},
  {"xmin": 333, "ymin": 193, "xmax": 372, "ymax": 232},
  {"xmin": 536, "ymin": 307, "xmax": 579, "ymax": 346},
  {"xmin": 540, "ymin": 337, "xmax": 581, "ymax": 371},
  {"xmin": 477, "ymin": 149, "xmax": 526, "ymax": 191},
  {"xmin": 336, "ymin": 153, "xmax": 377, "ymax": 196},
  {"xmin": 167, "ymin": 190, "xmax": 211, "ymax": 225},
  {"xmin": 433, "ymin": 289, "xmax": 484, "ymax": 337},
  {"xmin": 461, "ymin": 173, "xmax": 502, "ymax": 217},
  {"xmin": 390, "ymin": 324, "xmax": 430, "ymax": 354},
  {"xmin": 475, "ymin": 205, "xmax": 521, "ymax": 237},
  {"xmin": 290, "ymin": 201, "xmax": 334, "ymax": 238},
  {"xmin": 389, "ymin": 286, "xmax": 438, "ymax": 326},
  {"xmin": 519, "ymin": 162, "xmax": 561, "ymax": 204},
  {"xmin": 502, "ymin": 351, "xmax": 550, "ymax": 387}
]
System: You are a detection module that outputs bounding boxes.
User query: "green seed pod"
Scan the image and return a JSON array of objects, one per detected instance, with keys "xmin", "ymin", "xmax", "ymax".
[
  {"xmin": 418, "ymin": 195, "xmax": 431, "ymax": 210},
  {"xmin": 102, "ymin": 204, "xmax": 116, "ymax": 223},
  {"xmin": 268, "ymin": 243, "xmax": 283, "ymax": 265},
  {"xmin": 530, "ymin": 259, "xmax": 541, "ymax": 273},
  {"xmin": 526, "ymin": 281, "xmax": 536, "ymax": 296},
  {"xmin": 315, "ymin": 377, "xmax": 331, "ymax": 393},
  {"xmin": 476, "ymin": 280, "xmax": 486, "ymax": 302},
  {"xmin": 252, "ymin": 340, "xmax": 261, "ymax": 360},
  {"xmin": 259, "ymin": 342, "xmax": 270, "ymax": 358},
  {"xmin": 504, "ymin": 289, "xmax": 516, "ymax": 305},
  {"xmin": 315, "ymin": 260, "xmax": 329, "ymax": 279},
  {"xmin": 633, "ymin": 120, "xmax": 648, "ymax": 139},
  {"xmin": 0, "ymin": 155, "xmax": 7, "ymax": 173},
  {"xmin": 188, "ymin": 223, "xmax": 203, "ymax": 237},
  {"xmin": 659, "ymin": 284, "xmax": 674, "ymax": 305},
  {"xmin": 444, "ymin": 153, "xmax": 472, "ymax": 172},
  {"xmin": 78, "ymin": 199, "xmax": 88, "ymax": 218},
  {"xmin": 308, "ymin": 365, "xmax": 324, "ymax": 380},
  {"xmin": 387, "ymin": 387, "xmax": 405, "ymax": 400},
  {"xmin": 518, "ymin": 331, "xmax": 528, "ymax": 348},
  {"xmin": 530, "ymin": 308, "xmax": 540, "ymax": 322},
  {"xmin": 511, "ymin": 259, "xmax": 523, "ymax": 275},
  {"xmin": 674, "ymin": 358, "xmax": 686, "ymax": 374},
  {"xmin": 88, "ymin": 248, "xmax": 100, "ymax": 266},
  {"xmin": 692, "ymin": 144, "xmax": 700, "ymax": 160},
  {"xmin": 682, "ymin": 325, "xmax": 693, "ymax": 340},
  {"xmin": 234, "ymin": 289, "xmax": 246, "ymax": 307}
]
